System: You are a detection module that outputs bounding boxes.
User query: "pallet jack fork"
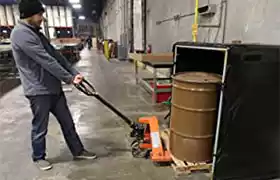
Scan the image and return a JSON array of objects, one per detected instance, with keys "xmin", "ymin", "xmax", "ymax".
[
  {"xmin": 75, "ymin": 79, "xmax": 172, "ymax": 163},
  {"xmin": 131, "ymin": 116, "xmax": 172, "ymax": 163},
  {"xmin": 137, "ymin": 116, "xmax": 171, "ymax": 162}
]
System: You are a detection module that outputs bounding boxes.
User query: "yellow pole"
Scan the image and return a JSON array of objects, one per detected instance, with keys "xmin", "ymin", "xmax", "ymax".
[
  {"xmin": 192, "ymin": 0, "xmax": 199, "ymax": 42},
  {"xmin": 104, "ymin": 40, "xmax": 110, "ymax": 60}
]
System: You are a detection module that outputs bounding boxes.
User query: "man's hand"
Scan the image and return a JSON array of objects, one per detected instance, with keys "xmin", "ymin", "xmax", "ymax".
[{"xmin": 73, "ymin": 74, "xmax": 84, "ymax": 84}]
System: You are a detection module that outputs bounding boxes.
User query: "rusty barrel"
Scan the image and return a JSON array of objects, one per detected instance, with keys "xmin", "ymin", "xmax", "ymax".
[{"xmin": 169, "ymin": 72, "xmax": 222, "ymax": 163}]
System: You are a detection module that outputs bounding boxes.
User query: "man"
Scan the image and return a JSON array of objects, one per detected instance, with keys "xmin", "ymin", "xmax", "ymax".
[
  {"xmin": 86, "ymin": 35, "xmax": 92, "ymax": 50},
  {"xmin": 10, "ymin": 0, "xmax": 97, "ymax": 171}
]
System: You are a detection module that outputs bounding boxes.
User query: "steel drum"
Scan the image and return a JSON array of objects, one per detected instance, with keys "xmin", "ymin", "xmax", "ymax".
[{"xmin": 169, "ymin": 72, "xmax": 222, "ymax": 162}]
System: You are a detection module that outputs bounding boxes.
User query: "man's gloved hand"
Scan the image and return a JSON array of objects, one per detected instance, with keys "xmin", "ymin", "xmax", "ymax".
[{"xmin": 72, "ymin": 74, "xmax": 84, "ymax": 84}]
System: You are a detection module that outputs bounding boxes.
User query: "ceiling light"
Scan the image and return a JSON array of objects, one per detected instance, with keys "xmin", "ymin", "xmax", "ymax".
[
  {"xmin": 69, "ymin": 0, "xmax": 80, "ymax": 3},
  {"xmin": 78, "ymin": 16, "xmax": 85, "ymax": 20},
  {"xmin": 72, "ymin": 4, "xmax": 81, "ymax": 9}
]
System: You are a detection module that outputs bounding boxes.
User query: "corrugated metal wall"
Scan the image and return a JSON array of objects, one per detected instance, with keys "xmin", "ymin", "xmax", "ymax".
[
  {"xmin": 0, "ymin": 5, "xmax": 7, "ymax": 26},
  {"xmin": 0, "ymin": 4, "xmax": 74, "ymax": 39}
]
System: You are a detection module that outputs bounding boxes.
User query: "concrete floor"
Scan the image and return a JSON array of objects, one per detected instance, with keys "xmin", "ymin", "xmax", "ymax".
[{"xmin": 0, "ymin": 49, "xmax": 179, "ymax": 180}]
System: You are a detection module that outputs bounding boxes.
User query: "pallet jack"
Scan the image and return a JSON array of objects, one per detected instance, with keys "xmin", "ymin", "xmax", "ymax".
[{"xmin": 75, "ymin": 79, "xmax": 172, "ymax": 164}]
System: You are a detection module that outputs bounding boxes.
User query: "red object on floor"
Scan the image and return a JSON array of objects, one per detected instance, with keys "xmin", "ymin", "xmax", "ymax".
[
  {"xmin": 149, "ymin": 81, "xmax": 172, "ymax": 103},
  {"xmin": 147, "ymin": 44, "xmax": 152, "ymax": 54}
]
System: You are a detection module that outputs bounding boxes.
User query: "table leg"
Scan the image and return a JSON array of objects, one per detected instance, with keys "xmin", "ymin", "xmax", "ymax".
[
  {"xmin": 153, "ymin": 68, "xmax": 157, "ymax": 104},
  {"xmin": 135, "ymin": 60, "xmax": 139, "ymax": 84}
]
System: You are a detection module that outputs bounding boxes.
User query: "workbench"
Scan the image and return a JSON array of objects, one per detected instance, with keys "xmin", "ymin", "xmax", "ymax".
[
  {"xmin": 0, "ymin": 44, "xmax": 19, "ymax": 80},
  {"xmin": 52, "ymin": 42, "xmax": 82, "ymax": 64},
  {"xmin": 129, "ymin": 53, "xmax": 174, "ymax": 104}
]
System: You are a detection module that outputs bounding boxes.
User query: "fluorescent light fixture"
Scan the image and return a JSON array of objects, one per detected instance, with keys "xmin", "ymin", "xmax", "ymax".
[
  {"xmin": 69, "ymin": 0, "xmax": 80, "ymax": 3},
  {"xmin": 72, "ymin": 4, "xmax": 81, "ymax": 9},
  {"xmin": 78, "ymin": 15, "xmax": 85, "ymax": 20}
]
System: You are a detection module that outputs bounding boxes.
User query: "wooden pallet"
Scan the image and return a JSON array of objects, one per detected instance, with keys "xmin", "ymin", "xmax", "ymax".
[{"xmin": 160, "ymin": 129, "xmax": 212, "ymax": 176}]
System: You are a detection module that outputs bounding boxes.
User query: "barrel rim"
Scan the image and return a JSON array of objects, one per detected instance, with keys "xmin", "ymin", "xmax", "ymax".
[{"xmin": 172, "ymin": 71, "xmax": 222, "ymax": 84}]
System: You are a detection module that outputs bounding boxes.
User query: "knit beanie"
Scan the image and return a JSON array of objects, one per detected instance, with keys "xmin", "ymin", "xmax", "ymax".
[{"xmin": 18, "ymin": 0, "xmax": 45, "ymax": 19}]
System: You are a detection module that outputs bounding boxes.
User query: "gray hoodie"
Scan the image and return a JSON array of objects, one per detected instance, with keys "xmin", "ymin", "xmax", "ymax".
[{"xmin": 10, "ymin": 21, "xmax": 79, "ymax": 96}]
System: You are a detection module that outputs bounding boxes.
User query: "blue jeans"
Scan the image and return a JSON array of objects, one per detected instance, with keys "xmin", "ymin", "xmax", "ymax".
[{"xmin": 26, "ymin": 92, "xmax": 84, "ymax": 161}]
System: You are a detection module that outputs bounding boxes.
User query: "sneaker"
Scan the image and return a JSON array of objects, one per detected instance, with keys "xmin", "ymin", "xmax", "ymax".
[
  {"xmin": 74, "ymin": 150, "xmax": 97, "ymax": 160},
  {"xmin": 34, "ymin": 160, "xmax": 53, "ymax": 171}
]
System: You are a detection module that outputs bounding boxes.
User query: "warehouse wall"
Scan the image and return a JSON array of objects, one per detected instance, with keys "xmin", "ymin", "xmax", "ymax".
[
  {"xmin": 100, "ymin": 0, "xmax": 130, "ymax": 40},
  {"xmin": 75, "ymin": 19, "xmax": 97, "ymax": 36},
  {"xmin": 100, "ymin": 0, "xmax": 133, "ymax": 58},
  {"xmin": 101, "ymin": 0, "xmax": 280, "ymax": 53},
  {"xmin": 147, "ymin": 0, "xmax": 280, "ymax": 52}
]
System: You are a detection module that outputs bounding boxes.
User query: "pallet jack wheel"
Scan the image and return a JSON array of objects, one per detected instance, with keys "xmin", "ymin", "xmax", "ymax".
[{"xmin": 131, "ymin": 140, "xmax": 150, "ymax": 158}]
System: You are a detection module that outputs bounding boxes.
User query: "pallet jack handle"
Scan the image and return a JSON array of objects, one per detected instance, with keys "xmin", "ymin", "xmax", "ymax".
[{"xmin": 74, "ymin": 79, "xmax": 135, "ymax": 128}]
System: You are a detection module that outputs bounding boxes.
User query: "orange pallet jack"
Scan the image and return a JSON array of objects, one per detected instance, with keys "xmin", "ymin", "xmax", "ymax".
[
  {"xmin": 75, "ymin": 79, "xmax": 172, "ymax": 164},
  {"xmin": 131, "ymin": 116, "xmax": 171, "ymax": 163}
]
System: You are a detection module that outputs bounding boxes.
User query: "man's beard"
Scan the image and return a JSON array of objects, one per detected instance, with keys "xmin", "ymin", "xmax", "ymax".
[{"xmin": 28, "ymin": 20, "xmax": 41, "ymax": 28}]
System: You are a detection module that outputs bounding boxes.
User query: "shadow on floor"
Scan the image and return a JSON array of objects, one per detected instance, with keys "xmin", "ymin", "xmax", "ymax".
[{"xmin": 48, "ymin": 137, "xmax": 132, "ymax": 165}]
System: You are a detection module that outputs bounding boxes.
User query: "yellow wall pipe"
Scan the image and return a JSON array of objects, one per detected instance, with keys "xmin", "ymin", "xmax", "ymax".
[{"xmin": 192, "ymin": 0, "xmax": 199, "ymax": 42}]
